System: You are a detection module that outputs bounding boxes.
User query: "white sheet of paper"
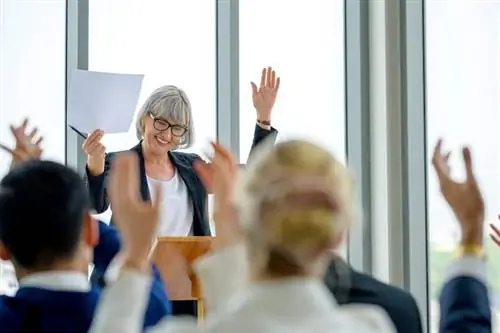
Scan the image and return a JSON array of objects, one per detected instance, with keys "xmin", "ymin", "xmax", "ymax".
[{"xmin": 67, "ymin": 70, "xmax": 144, "ymax": 134}]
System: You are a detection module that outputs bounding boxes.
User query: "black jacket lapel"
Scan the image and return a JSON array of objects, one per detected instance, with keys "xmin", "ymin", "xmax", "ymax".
[
  {"xmin": 168, "ymin": 151, "xmax": 209, "ymax": 236},
  {"xmin": 130, "ymin": 143, "xmax": 151, "ymax": 202}
]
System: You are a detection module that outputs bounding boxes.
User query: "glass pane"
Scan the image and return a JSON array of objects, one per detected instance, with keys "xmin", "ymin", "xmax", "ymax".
[
  {"xmin": 238, "ymin": 0, "xmax": 346, "ymax": 164},
  {"xmin": 88, "ymin": 0, "xmax": 216, "ymax": 221},
  {"xmin": 0, "ymin": 0, "xmax": 66, "ymax": 295},
  {"xmin": 426, "ymin": 2, "xmax": 500, "ymax": 332},
  {"xmin": 88, "ymin": 0, "xmax": 216, "ymax": 154}
]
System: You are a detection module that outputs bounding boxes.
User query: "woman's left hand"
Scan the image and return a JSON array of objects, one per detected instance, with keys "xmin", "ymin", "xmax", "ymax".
[{"xmin": 251, "ymin": 67, "xmax": 280, "ymax": 124}]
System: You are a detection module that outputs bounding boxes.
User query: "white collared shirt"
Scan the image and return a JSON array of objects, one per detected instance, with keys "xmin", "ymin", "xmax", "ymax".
[{"xmin": 19, "ymin": 271, "xmax": 90, "ymax": 292}]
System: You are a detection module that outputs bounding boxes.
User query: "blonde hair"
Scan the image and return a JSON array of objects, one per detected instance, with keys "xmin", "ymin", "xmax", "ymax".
[{"xmin": 236, "ymin": 139, "xmax": 355, "ymax": 276}]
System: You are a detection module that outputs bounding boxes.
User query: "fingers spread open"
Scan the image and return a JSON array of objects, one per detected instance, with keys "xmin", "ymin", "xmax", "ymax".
[{"xmin": 462, "ymin": 146, "xmax": 475, "ymax": 182}]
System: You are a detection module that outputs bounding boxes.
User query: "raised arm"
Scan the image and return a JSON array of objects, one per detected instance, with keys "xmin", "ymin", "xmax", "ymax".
[
  {"xmin": 246, "ymin": 67, "xmax": 280, "ymax": 161},
  {"xmin": 82, "ymin": 129, "xmax": 110, "ymax": 213},
  {"xmin": 432, "ymin": 139, "xmax": 491, "ymax": 333},
  {"xmin": 93, "ymin": 221, "xmax": 172, "ymax": 329},
  {"xmin": 439, "ymin": 257, "xmax": 490, "ymax": 333}
]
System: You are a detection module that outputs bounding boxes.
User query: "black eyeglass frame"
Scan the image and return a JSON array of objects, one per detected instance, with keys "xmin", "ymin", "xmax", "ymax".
[{"xmin": 148, "ymin": 112, "xmax": 188, "ymax": 137}]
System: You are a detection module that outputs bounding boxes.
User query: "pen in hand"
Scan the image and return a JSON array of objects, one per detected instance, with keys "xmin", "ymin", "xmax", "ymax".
[{"xmin": 68, "ymin": 125, "xmax": 88, "ymax": 140}]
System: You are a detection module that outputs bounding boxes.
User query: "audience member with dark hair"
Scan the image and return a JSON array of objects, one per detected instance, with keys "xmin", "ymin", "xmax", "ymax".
[{"xmin": 0, "ymin": 120, "xmax": 171, "ymax": 333}]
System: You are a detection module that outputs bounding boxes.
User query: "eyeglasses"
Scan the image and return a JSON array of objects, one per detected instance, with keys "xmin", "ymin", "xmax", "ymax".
[{"xmin": 149, "ymin": 113, "xmax": 187, "ymax": 137}]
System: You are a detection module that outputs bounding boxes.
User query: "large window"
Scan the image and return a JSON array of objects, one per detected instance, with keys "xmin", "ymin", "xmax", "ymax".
[
  {"xmin": 88, "ymin": 0, "xmax": 216, "ymax": 154},
  {"xmin": 0, "ymin": 0, "xmax": 67, "ymax": 295},
  {"xmin": 238, "ymin": 0, "xmax": 346, "ymax": 164},
  {"xmin": 426, "ymin": 2, "xmax": 500, "ymax": 331},
  {"xmin": 88, "ymin": 0, "xmax": 217, "ymax": 223}
]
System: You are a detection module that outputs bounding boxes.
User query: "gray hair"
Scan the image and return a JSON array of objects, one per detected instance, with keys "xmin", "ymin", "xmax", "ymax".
[{"xmin": 135, "ymin": 85, "xmax": 195, "ymax": 149}]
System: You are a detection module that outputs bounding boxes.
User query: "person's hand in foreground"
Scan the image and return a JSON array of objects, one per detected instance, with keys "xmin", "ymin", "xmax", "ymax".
[
  {"xmin": 194, "ymin": 142, "xmax": 242, "ymax": 250},
  {"xmin": 0, "ymin": 118, "xmax": 43, "ymax": 168},
  {"xmin": 432, "ymin": 139, "xmax": 484, "ymax": 247},
  {"xmin": 488, "ymin": 216, "xmax": 500, "ymax": 247},
  {"xmin": 108, "ymin": 152, "xmax": 162, "ymax": 273}
]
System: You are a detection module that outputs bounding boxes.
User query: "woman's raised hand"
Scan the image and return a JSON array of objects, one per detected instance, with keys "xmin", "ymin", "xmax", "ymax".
[
  {"xmin": 0, "ymin": 118, "xmax": 43, "ymax": 168},
  {"xmin": 251, "ymin": 67, "xmax": 280, "ymax": 126},
  {"xmin": 82, "ymin": 129, "xmax": 106, "ymax": 176}
]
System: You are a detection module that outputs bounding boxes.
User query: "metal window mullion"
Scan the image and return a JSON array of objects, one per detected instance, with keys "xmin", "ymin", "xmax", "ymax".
[
  {"xmin": 401, "ymin": 0, "xmax": 429, "ymax": 331},
  {"xmin": 216, "ymin": 0, "xmax": 239, "ymax": 157},
  {"xmin": 65, "ymin": 0, "xmax": 89, "ymax": 174},
  {"xmin": 345, "ymin": 0, "xmax": 372, "ymax": 273}
]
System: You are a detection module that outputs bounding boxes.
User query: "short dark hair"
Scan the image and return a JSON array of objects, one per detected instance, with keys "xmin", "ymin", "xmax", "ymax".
[{"xmin": 0, "ymin": 160, "xmax": 90, "ymax": 269}]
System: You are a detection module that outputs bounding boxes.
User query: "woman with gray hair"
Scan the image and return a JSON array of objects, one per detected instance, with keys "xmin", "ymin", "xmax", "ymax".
[{"xmin": 82, "ymin": 67, "xmax": 280, "ymax": 316}]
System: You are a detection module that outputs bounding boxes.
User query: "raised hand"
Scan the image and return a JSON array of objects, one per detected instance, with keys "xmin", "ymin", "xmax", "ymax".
[
  {"xmin": 82, "ymin": 129, "xmax": 106, "ymax": 175},
  {"xmin": 108, "ymin": 152, "xmax": 162, "ymax": 270},
  {"xmin": 432, "ymin": 139, "xmax": 484, "ymax": 246},
  {"xmin": 194, "ymin": 142, "xmax": 242, "ymax": 249},
  {"xmin": 251, "ymin": 67, "xmax": 280, "ymax": 124},
  {"xmin": 489, "ymin": 221, "xmax": 500, "ymax": 247},
  {"xmin": 0, "ymin": 118, "xmax": 43, "ymax": 168}
]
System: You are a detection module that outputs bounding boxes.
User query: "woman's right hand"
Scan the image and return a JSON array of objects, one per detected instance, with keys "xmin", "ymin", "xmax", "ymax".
[{"xmin": 82, "ymin": 129, "xmax": 106, "ymax": 176}]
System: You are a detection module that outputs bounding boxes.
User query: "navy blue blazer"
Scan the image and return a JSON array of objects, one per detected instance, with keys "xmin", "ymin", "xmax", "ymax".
[
  {"xmin": 84, "ymin": 124, "xmax": 278, "ymax": 236},
  {"xmin": 0, "ymin": 221, "xmax": 171, "ymax": 333},
  {"xmin": 439, "ymin": 270, "xmax": 491, "ymax": 332}
]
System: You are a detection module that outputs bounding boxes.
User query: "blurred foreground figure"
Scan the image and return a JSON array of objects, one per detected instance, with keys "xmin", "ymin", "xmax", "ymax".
[
  {"xmin": 88, "ymin": 139, "xmax": 396, "ymax": 333},
  {"xmin": 0, "ymin": 119, "xmax": 171, "ymax": 333}
]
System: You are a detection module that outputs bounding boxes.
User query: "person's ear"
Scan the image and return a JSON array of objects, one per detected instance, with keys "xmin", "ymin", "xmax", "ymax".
[
  {"xmin": 83, "ymin": 213, "xmax": 99, "ymax": 248},
  {"xmin": 0, "ymin": 242, "xmax": 11, "ymax": 261}
]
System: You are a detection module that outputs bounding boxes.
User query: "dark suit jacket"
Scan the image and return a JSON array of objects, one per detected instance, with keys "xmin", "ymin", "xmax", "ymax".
[
  {"xmin": 0, "ymin": 221, "xmax": 170, "ymax": 333},
  {"xmin": 325, "ymin": 258, "xmax": 423, "ymax": 333},
  {"xmin": 439, "ymin": 275, "xmax": 491, "ymax": 333},
  {"xmin": 84, "ymin": 124, "xmax": 277, "ymax": 236}
]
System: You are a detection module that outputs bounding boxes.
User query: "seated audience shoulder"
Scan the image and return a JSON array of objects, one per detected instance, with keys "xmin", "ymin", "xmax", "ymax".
[{"xmin": 325, "ymin": 260, "xmax": 422, "ymax": 333}]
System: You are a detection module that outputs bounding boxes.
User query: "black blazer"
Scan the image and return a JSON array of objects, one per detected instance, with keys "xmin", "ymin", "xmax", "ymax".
[
  {"xmin": 84, "ymin": 124, "xmax": 278, "ymax": 236},
  {"xmin": 325, "ymin": 258, "xmax": 423, "ymax": 333}
]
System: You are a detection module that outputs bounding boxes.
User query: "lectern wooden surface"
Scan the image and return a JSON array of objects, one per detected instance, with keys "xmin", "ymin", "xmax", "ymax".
[{"xmin": 151, "ymin": 236, "xmax": 213, "ymax": 301}]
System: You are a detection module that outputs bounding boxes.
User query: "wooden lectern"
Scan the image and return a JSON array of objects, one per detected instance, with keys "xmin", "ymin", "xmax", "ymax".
[{"xmin": 151, "ymin": 236, "xmax": 213, "ymax": 320}]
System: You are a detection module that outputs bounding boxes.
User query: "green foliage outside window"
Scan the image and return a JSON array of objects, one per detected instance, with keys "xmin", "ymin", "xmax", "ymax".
[{"xmin": 429, "ymin": 242, "xmax": 500, "ymax": 303}]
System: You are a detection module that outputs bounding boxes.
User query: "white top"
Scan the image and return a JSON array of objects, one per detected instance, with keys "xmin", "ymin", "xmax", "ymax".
[
  {"xmin": 19, "ymin": 271, "xmax": 90, "ymax": 292},
  {"xmin": 88, "ymin": 245, "xmax": 396, "ymax": 333},
  {"xmin": 147, "ymin": 171, "xmax": 194, "ymax": 237}
]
